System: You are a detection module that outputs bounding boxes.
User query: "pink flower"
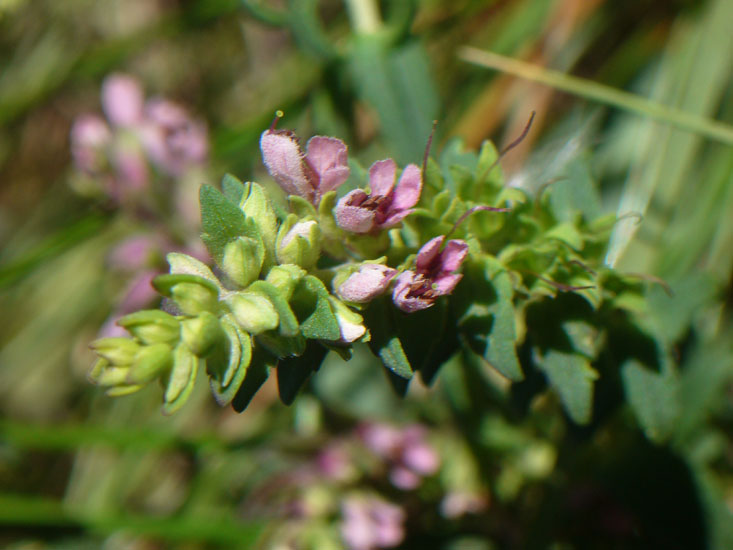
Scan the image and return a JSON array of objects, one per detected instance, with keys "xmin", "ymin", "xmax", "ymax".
[
  {"xmin": 101, "ymin": 74, "xmax": 145, "ymax": 127},
  {"xmin": 392, "ymin": 236, "xmax": 468, "ymax": 313},
  {"xmin": 260, "ymin": 129, "xmax": 349, "ymax": 205},
  {"xmin": 337, "ymin": 264, "xmax": 397, "ymax": 303},
  {"xmin": 341, "ymin": 495, "xmax": 405, "ymax": 550},
  {"xmin": 141, "ymin": 98, "xmax": 208, "ymax": 177},
  {"xmin": 70, "ymin": 114, "xmax": 111, "ymax": 173},
  {"xmin": 335, "ymin": 159, "xmax": 421, "ymax": 234},
  {"xmin": 359, "ymin": 423, "xmax": 440, "ymax": 491}
]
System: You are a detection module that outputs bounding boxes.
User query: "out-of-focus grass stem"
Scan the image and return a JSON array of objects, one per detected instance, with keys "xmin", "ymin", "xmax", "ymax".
[
  {"xmin": 459, "ymin": 46, "xmax": 733, "ymax": 146},
  {"xmin": 345, "ymin": 0, "xmax": 382, "ymax": 35}
]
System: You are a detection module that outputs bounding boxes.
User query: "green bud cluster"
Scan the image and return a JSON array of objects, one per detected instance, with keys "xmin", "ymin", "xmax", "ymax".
[{"xmin": 90, "ymin": 176, "xmax": 367, "ymax": 414}]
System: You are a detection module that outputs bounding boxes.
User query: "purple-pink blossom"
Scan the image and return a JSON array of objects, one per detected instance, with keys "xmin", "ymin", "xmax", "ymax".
[
  {"xmin": 337, "ymin": 264, "xmax": 397, "ymax": 303},
  {"xmin": 392, "ymin": 236, "xmax": 469, "ymax": 313},
  {"xmin": 70, "ymin": 73, "xmax": 208, "ymax": 189},
  {"xmin": 101, "ymin": 74, "xmax": 145, "ymax": 127},
  {"xmin": 335, "ymin": 159, "xmax": 422, "ymax": 234},
  {"xmin": 260, "ymin": 129, "xmax": 350, "ymax": 205},
  {"xmin": 340, "ymin": 495, "xmax": 405, "ymax": 550},
  {"xmin": 359, "ymin": 423, "xmax": 440, "ymax": 490},
  {"xmin": 141, "ymin": 98, "xmax": 208, "ymax": 177}
]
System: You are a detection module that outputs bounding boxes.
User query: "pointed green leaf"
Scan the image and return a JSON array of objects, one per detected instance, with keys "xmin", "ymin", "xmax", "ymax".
[
  {"xmin": 231, "ymin": 346, "xmax": 276, "ymax": 413},
  {"xmin": 199, "ymin": 184, "xmax": 249, "ymax": 263},
  {"xmin": 209, "ymin": 317, "xmax": 252, "ymax": 406},
  {"xmin": 535, "ymin": 349, "xmax": 598, "ymax": 425},
  {"xmin": 248, "ymin": 280, "xmax": 299, "ymax": 337},
  {"xmin": 163, "ymin": 344, "xmax": 200, "ymax": 415},
  {"xmin": 276, "ymin": 341, "xmax": 328, "ymax": 405},
  {"xmin": 363, "ymin": 298, "xmax": 413, "ymax": 379},
  {"xmin": 291, "ymin": 275, "xmax": 340, "ymax": 340},
  {"xmin": 622, "ymin": 359, "xmax": 680, "ymax": 443},
  {"xmin": 222, "ymin": 173, "xmax": 245, "ymax": 204}
]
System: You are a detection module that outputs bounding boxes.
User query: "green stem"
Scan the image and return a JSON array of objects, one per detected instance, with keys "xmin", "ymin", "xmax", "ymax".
[
  {"xmin": 0, "ymin": 493, "xmax": 260, "ymax": 546},
  {"xmin": 344, "ymin": 0, "xmax": 382, "ymax": 35},
  {"xmin": 458, "ymin": 47, "xmax": 733, "ymax": 146}
]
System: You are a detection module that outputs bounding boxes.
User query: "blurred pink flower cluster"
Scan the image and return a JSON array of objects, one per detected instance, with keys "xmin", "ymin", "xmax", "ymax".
[
  {"xmin": 70, "ymin": 73, "xmax": 208, "ymax": 200},
  {"xmin": 358, "ymin": 422, "xmax": 440, "ymax": 490},
  {"xmin": 73, "ymin": 74, "xmax": 210, "ymax": 337},
  {"xmin": 340, "ymin": 495, "xmax": 406, "ymax": 550}
]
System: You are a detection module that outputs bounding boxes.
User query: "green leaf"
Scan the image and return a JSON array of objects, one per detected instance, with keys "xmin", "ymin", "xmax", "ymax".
[
  {"xmin": 163, "ymin": 345, "xmax": 200, "ymax": 415},
  {"xmin": 152, "ymin": 274, "xmax": 220, "ymax": 298},
  {"xmin": 547, "ymin": 157, "xmax": 602, "ymax": 223},
  {"xmin": 288, "ymin": 195, "xmax": 318, "ymax": 218},
  {"xmin": 199, "ymin": 184, "xmax": 249, "ymax": 263},
  {"xmin": 348, "ymin": 36, "xmax": 438, "ymax": 164},
  {"xmin": 479, "ymin": 257, "xmax": 523, "ymax": 381},
  {"xmin": 562, "ymin": 320, "xmax": 602, "ymax": 359},
  {"xmin": 439, "ymin": 138, "xmax": 478, "ymax": 195},
  {"xmin": 231, "ymin": 346, "xmax": 276, "ymax": 413},
  {"xmin": 221, "ymin": 173, "xmax": 245, "ymax": 204},
  {"xmin": 362, "ymin": 298, "xmax": 413, "ymax": 380},
  {"xmin": 622, "ymin": 359, "xmax": 680, "ymax": 443},
  {"xmin": 248, "ymin": 280, "xmax": 299, "ymax": 337},
  {"xmin": 645, "ymin": 272, "xmax": 717, "ymax": 344},
  {"xmin": 209, "ymin": 317, "xmax": 252, "ymax": 407},
  {"xmin": 534, "ymin": 349, "xmax": 598, "ymax": 425},
  {"xmin": 256, "ymin": 331, "xmax": 306, "ymax": 358},
  {"xmin": 276, "ymin": 341, "xmax": 328, "ymax": 405},
  {"xmin": 544, "ymin": 223, "xmax": 584, "ymax": 251},
  {"xmin": 290, "ymin": 275, "xmax": 340, "ymax": 341}
]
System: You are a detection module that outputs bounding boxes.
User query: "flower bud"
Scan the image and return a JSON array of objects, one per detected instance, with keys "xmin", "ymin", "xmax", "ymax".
[
  {"xmin": 336, "ymin": 263, "xmax": 397, "ymax": 304},
  {"xmin": 90, "ymin": 337, "xmax": 141, "ymax": 365},
  {"xmin": 181, "ymin": 311, "xmax": 225, "ymax": 357},
  {"xmin": 225, "ymin": 291, "xmax": 279, "ymax": 334},
  {"xmin": 276, "ymin": 215, "xmax": 321, "ymax": 269},
  {"xmin": 265, "ymin": 264, "xmax": 306, "ymax": 301},
  {"xmin": 163, "ymin": 344, "xmax": 200, "ymax": 413},
  {"xmin": 241, "ymin": 182, "xmax": 278, "ymax": 263},
  {"xmin": 221, "ymin": 236, "xmax": 264, "ymax": 288},
  {"xmin": 153, "ymin": 274, "xmax": 220, "ymax": 315},
  {"xmin": 127, "ymin": 342, "xmax": 173, "ymax": 384},
  {"xmin": 106, "ymin": 384, "xmax": 144, "ymax": 397},
  {"xmin": 117, "ymin": 310, "xmax": 180, "ymax": 345},
  {"xmin": 88, "ymin": 360, "xmax": 130, "ymax": 386},
  {"xmin": 171, "ymin": 282, "xmax": 218, "ymax": 315},
  {"xmin": 166, "ymin": 252, "xmax": 219, "ymax": 285},
  {"xmin": 328, "ymin": 298, "xmax": 367, "ymax": 343}
]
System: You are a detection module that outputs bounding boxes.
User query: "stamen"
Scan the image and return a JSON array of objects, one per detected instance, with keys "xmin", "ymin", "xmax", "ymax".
[
  {"xmin": 446, "ymin": 205, "xmax": 511, "ymax": 238},
  {"xmin": 480, "ymin": 110, "xmax": 536, "ymax": 181},
  {"xmin": 269, "ymin": 110, "xmax": 284, "ymax": 132}
]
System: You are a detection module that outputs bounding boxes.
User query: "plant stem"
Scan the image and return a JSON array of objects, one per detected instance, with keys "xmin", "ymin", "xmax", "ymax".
[
  {"xmin": 458, "ymin": 47, "xmax": 733, "ymax": 146},
  {"xmin": 344, "ymin": 0, "xmax": 382, "ymax": 35}
]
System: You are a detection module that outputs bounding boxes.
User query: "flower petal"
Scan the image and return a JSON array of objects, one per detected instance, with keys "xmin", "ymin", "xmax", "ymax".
[
  {"xmin": 305, "ymin": 136, "xmax": 350, "ymax": 196},
  {"xmin": 391, "ymin": 163, "xmax": 422, "ymax": 210},
  {"xmin": 415, "ymin": 236, "xmax": 445, "ymax": 274},
  {"xmin": 337, "ymin": 264, "xmax": 397, "ymax": 303},
  {"xmin": 368, "ymin": 159, "xmax": 397, "ymax": 197},
  {"xmin": 259, "ymin": 130, "xmax": 314, "ymax": 201},
  {"xmin": 379, "ymin": 208, "xmax": 413, "ymax": 229},
  {"xmin": 335, "ymin": 191, "xmax": 376, "ymax": 233},
  {"xmin": 439, "ymin": 239, "xmax": 469, "ymax": 273},
  {"xmin": 102, "ymin": 74, "xmax": 144, "ymax": 127},
  {"xmin": 432, "ymin": 273, "xmax": 463, "ymax": 295},
  {"xmin": 392, "ymin": 271, "xmax": 433, "ymax": 313}
]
